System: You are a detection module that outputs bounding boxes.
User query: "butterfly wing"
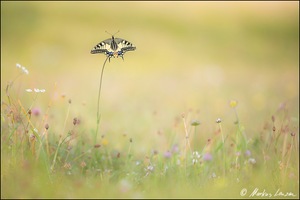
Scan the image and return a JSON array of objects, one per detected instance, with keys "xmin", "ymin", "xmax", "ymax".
[
  {"xmin": 91, "ymin": 37, "xmax": 136, "ymax": 59},
  {"xmin": 90, "ymin": 38, "xmax": 113, "ymax": 54},
  {"xmin": 113, "ymin": 38, "xmax": 136, "ymax": 53}
]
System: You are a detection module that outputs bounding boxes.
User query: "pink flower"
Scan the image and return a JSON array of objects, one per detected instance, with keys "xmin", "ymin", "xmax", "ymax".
[
  {"xmin": 164, "ymin": 151, "xmax": 172, "ymax": 158},
  {"xmin": 203, "ymin": 153, "xmax": 213, "ymax": 161},
  {"xmin": 31, "ymin": 107, "xmax": 41, "ymax": 116}
]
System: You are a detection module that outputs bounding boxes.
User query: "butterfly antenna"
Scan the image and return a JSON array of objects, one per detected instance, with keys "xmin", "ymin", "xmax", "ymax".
[{"xmin": 105, "ymin": 30, "xmax": 120, "ymax": 37}]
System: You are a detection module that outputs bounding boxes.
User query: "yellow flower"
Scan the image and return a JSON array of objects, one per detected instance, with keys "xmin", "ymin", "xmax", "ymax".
[
  {"xmin": 229, "ymin": 100, "xmax": 238, "ymax": 108},
  {"xmin": 101, "ymin": 138, "xmax": 109, "ymax": 146}
]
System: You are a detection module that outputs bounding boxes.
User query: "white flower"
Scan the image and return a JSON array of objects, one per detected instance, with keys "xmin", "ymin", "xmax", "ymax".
[
  {"xmin": 192, "ymin": 158, "xmax": 198, "ymax": 164},
  {"xmin": 16, "ymin": 63, "xmax": 21, "ymax": 68},
  {"xmin": 16, "ymin": 63, "xmax": 29, "ymax": 74},
  {"xmin": 211, "ymin": 172, "xmax": 216, "ymax": 178},
  {"xmin": 135, "ymin": 161, "xmax": 141, "ymax": 166},
  {"xmin": 192, "ymin": 151, "xmax": 201, "ymax": 158},
  {"xmin": 26, "ymin": 88, "xmax": 46, "ymax": 93},
  {"xmin": 21, "ymin": 66, "xmax": 29, "ymax": 74},
  {"xmin": 248, "ymin": 158, "xmax": 256, "ymax": 164}
]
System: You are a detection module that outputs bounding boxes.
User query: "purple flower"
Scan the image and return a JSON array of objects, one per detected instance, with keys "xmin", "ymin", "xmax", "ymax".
[
  {"xmin": 245, "ymin": 150, "xmax": 251, "ymax": 157},
  {"xmin": 203, "ymin": 153, "xmax": 212, "ymax": 161},
  {"xmin": 31, "ymin": 107, "xmax": 41, "ymax": 116},
  {"xmin": 171, "ymin": 144, "xmax": 179, "ymax": 153},
  {"xmin": 163, "ymin": 151, "xmax": 172, "ymax": 158}
]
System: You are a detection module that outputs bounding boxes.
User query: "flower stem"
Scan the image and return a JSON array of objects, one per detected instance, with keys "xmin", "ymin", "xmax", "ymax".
[{"xmin": 95, "ymin": 56, "xmax": 109, "ymax": 144}]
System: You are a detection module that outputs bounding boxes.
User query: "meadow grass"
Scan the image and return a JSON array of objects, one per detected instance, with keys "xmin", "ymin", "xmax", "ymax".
[{"xmin": 1, "ymin": 63, "xmax": 299, "ymax": 198}]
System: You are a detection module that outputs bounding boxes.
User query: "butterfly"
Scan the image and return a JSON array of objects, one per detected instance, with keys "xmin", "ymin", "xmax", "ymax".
[{"xmin": 91, "ymin": 31, "xmax": 136, "ymax": 62}]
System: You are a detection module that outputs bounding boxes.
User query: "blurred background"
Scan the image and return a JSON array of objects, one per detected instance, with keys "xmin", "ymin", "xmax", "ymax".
[{"xmin": 1, "ymin": 2, "xmax": 299, "ymax": 151}]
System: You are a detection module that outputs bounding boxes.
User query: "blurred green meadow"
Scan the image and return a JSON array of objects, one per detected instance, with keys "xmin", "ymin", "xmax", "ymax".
[{"xmin": 1, "ymin": 1, "xmax": 299, "ymax": 198}]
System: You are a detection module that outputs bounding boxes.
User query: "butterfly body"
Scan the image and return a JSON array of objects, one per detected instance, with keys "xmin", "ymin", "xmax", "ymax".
[{"xmin": 91, "ymin": 36, "xmax": 136, "ymax": 61}]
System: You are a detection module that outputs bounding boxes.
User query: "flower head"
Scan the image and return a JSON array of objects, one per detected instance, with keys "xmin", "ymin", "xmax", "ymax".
[
  {"xmin": 191, "ymin": 151, "xmax": 201, "ymax": 164},
  {"xmin": 16, "ymin": 63, "xmax": 29, "ymax": 74},
  {"xmin": 26, "ymin": 88, "xmax": 46, "ymax": 93},
  {"xmin": 163, "ymin": 151, "xmax": 172, "ymax": 159},
  {"xmin": 191, "ymin": 120, "xmax": 201, "ymax": 126},
  {"xmin": 248, "ymin": 158, "xmax": 256, "ymax": 164},
  {"xmin": 229, "ymin": 100, "xmax": 238, "ymax": 108},
  {"xmin": 203, "ymin": 153, "xmax": 213, "ymax": 161},
  {"xmin": 245, "ymin": 150, "xmax": 251, "ymax": 157},
  {"xmin": 216, "ymin": 118, "xmax": 222, "ymax": 123},
  {"xmin": 171, "ymin": 144, "xmax": 179, "ymax": 153}
]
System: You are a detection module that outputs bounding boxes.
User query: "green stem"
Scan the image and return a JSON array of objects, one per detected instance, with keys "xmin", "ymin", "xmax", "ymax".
[
  {"xmin": 219, "ymin": 123, "xmax": 226, "ymax": 177},
  {"xmin": 95, "ymin": 56, "xmax": 109, "ymax": 144}
]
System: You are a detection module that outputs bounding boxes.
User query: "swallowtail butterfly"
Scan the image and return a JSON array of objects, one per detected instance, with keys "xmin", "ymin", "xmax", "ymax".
[{"xmin": 91, "ymin": 31, "xmax": 136, "ymax": 61}]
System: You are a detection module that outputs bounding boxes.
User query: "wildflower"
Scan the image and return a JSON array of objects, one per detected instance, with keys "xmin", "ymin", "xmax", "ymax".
[
  {"xmin": 80, "ymin": 161, "xmax": 86, "ymax": 168},
  {"xmin": 203, "ymin": 153, "xmax": 213, "ymax": 161},
  {"xmin": 31, "ymin": 107, "xmax": 41, "ymax": 116},
  {"xmin": 191, "ymin": 120, "xmax": 201, "ymax": 126},
  {"xmin": 146, "ymin": 165, "xmax": 154, "ymax": 172},
  {"xmin": 135, "ymin": 161, "xmax": 141, "ymax": 166},
  {"xmin": 101, "ymin": 138, "xmax": 109, "ymax": 146},
  {"xmin": 271, "ymin": 115, "xmax": 275, "ymax": 122},
  {"xmin": 191, "ymin": 151, "xmax": 201, "ymax": 164},
  {"xmin": 16, "ymin": 63, "xmax": 29, "ymax": 74},
  {"xmin": 171, "ymin": 144, "xmax": 179, "ymax": 153},
  {"xmin": 216, "ymin": 118, "xmax": 222, "ymax": 123},
  {"xmin": 229, "ymin": 100, "xmax": 238, "ymax": 108},
  {"xmin": 163, "ymin": 151, "xmax": 172, "ymax": 159},
  {"xmin": 73, "ymin": 117, "xmax": 78, "ymax": 125},
  {"xmin": 26, "ymin": 88, "xmax": 46, "ymax": 93},
  {"xmin": 248, "ymin": 158, "xmax": 256, "ymax": 164},
  {"xmin": 29, "ymin": 134, "xmax": 36, "ymax": 142},
  {"xmin": 192, "ymin": 158, "xmax": 198, "ymax": 164},
  {"xmin": 192, "ymin": 151, "xmax": 201, "ymax": 158},
  {"xmin": 45, "ymin": 123, "xmax": 49, "ymax": 130},
  {"xmin": 63, "ymin": 162, "xmax": 72, "ymax": 170},
  {"xmin": 210, "ymin": 172, "xmax": 217, "ymax": 179},
  {"xmin": 236, "ymin": 152, "xmax": 241, "ymax": 157},
  {"xmin": 16, "ymin": 63, "xmax": 21, "ymax": 68},
  {"xmin": 245, "ymin": 150, "xmax": 251, "ymax": 157},
  {"xmin": 291, "ymin": 132, "xmax": 295, "ymax": 137}
]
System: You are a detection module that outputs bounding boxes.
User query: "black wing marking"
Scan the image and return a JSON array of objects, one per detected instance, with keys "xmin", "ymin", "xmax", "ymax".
[{"xmin": 91, "ymin": 37, "xmax": 136, "ymax": 57}]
